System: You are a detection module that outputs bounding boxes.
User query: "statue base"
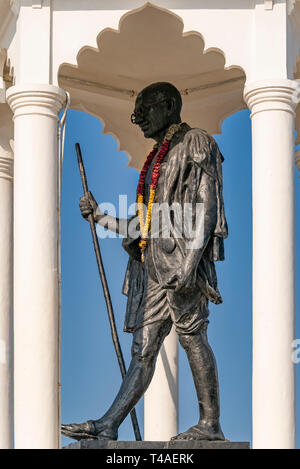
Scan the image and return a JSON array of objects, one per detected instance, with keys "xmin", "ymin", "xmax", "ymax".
[{"xmin": 64, "ymin": 439, "xmax": 250, "ymax": 450}]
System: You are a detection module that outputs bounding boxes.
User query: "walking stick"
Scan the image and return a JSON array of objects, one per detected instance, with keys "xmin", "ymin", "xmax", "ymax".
[{"xmin": 75, "ymin": 143, "xmax": 142, "ymax": 441}]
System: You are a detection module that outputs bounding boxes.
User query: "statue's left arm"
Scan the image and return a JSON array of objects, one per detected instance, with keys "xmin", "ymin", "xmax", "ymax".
[
  {"xmin": 181, "ymin": 171, "xmax": 217, "ymax": 286},
  {"xmin": 164, "ymin": 130, "xmax": 223, "ymax": 293},
  {"xmin": 165, "ymin": 172, "xmax": 217, "ymax": 292}
]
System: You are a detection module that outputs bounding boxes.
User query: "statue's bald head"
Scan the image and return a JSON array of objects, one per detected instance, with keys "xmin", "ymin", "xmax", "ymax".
[
  {"xmin": 137, "ymin": 82, "xmax": 182, "ymax": 117},
  {"xmin": 133, "ymin": 82, "xmax": 182, "ymax": 141}
]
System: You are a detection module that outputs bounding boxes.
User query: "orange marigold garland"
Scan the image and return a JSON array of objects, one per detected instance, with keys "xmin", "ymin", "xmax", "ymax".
[{"xmin": 137, "ymin": 123, "xmax": 182, "ymax": 262}]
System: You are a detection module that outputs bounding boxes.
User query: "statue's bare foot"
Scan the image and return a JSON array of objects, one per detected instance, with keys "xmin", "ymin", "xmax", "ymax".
[
  {"xmin": 171, "ymin": 421, "xmax": 225, "ymax": 441},
  {"xmin": 61, "ymin": 419, "xmax": 118, "ymax": 441}
]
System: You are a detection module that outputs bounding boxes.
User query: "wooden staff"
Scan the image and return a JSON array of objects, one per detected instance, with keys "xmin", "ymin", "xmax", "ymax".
[{"xmin": 75, "ymin": 142, "xmax": 142, "ymax": 441}]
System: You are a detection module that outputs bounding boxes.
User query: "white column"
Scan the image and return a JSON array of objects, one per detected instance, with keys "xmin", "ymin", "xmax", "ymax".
[
  {"xmin": 7, "ymin": 84, "xmax": 66, "ymax": 449},
  {"xmin": 0, "ymin": 144, "xmax": 13, "ymax": 449},
  {"xmin": 244, "ymin": 79, "xmax": 299, "ymax": 449},
  {"xmin": 144, "ymin": 327, "xmax": 178, "ymax": 440}
]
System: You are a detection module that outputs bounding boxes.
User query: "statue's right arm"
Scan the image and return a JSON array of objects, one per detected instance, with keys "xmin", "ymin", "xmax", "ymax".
[{"xmin": 79, "ymin": 191, "xmax": 129, "ymax": 237}]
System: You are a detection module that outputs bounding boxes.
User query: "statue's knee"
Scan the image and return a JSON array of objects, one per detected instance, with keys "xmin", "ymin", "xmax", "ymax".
[
  {"xmin": 131, "ymin": 341, "xmax": 157, "ymax": 365},
  {"xmin": 131, "ymin": 339, "xmax": 139, "ymax": 358},
  {"xmin": 179, "ymin": 329, "xmax": 208, "ymax": 351},
  {"xmin": 178, "ymin": 333, "xmax": 191, "ymax": 350},
  {"xmin": 138, "ymin": 348, "xmax": 157, "ymax": 365}
]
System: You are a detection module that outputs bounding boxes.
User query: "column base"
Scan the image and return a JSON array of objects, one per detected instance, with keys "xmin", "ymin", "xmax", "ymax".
[{"xmin": 63, "ymin": 439, "xmax": 250, "ymax": 450}]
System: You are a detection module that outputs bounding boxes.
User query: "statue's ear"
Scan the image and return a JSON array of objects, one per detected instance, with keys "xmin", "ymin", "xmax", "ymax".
[{"xmin": 167, "ymin": 97, "xmax": 176, "ymax": 116}]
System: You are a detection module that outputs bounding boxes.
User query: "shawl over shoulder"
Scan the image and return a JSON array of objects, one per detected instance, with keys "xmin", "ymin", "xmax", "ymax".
[{"xmin": 122, "ymin": 127, "xmax": 228, "ymax": 331}]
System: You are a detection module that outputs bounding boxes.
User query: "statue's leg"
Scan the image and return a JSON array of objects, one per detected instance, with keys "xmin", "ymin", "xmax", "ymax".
[
  {"xmin": 62, "ymin": 318, "xmax": 172, "ymax": 440},
  {"xmin": 173, "ymin": 321, "xmax": 225, "ymax": 441}
]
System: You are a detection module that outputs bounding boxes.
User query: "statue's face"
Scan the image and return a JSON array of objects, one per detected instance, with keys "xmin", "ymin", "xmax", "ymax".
[{"xmin": 132, "ymin": 88, "xmax": 171, "ymax": 140}]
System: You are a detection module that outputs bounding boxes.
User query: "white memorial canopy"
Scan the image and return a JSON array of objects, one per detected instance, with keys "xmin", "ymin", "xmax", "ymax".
[
  {"xmin": 0, "ymin": 0, "xmax": 300, "ymax": 450},
  {"xmin": 58, "ymin": 4, "xmax": 246, "ymax": 168}
]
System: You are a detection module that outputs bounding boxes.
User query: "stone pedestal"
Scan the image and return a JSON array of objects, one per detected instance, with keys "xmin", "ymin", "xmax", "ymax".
[{"xmin": 64, "ymin": 440, "xmax": 250, "ymax": 450}]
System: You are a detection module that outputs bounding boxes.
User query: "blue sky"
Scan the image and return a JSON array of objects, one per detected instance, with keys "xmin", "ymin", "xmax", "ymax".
[{"xmin": 60, "ymin": 108, "xmax": 300, "ymax": 448}]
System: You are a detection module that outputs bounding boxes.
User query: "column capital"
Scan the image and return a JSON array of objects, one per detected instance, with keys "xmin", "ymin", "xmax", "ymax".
[
  {"xmin": 6, "ymin": 84, "xmax": 66, "ymax": 121},
  {"xmin": 244, "ymin": 79, "xmax": 300, "ymax": 118}
]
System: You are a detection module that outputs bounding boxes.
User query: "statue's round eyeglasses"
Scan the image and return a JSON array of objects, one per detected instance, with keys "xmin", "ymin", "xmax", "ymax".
[{"xmin": 131, "ymin": 98, "xmax": 169, "ymax": 124}]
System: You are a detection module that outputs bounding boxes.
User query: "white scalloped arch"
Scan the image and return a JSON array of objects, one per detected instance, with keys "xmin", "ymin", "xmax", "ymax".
[{"xmin": 58, "ymin": 3, "xmax": 247, "ymax": 168}]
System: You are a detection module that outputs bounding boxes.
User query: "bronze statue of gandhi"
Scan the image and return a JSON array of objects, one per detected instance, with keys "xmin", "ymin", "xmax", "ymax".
[{"xmin": 62, "ymin": 82, "xmax": 228, "ymax": 441}]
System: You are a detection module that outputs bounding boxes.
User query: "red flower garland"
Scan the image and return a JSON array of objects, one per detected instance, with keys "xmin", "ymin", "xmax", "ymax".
[
  {"xmin": 137, "ymin": 141, "xmax": 171, "ymax": 196},
  {"xmin": 136, "ymin": 123, "xmax": 183, "ymax": 261}
]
